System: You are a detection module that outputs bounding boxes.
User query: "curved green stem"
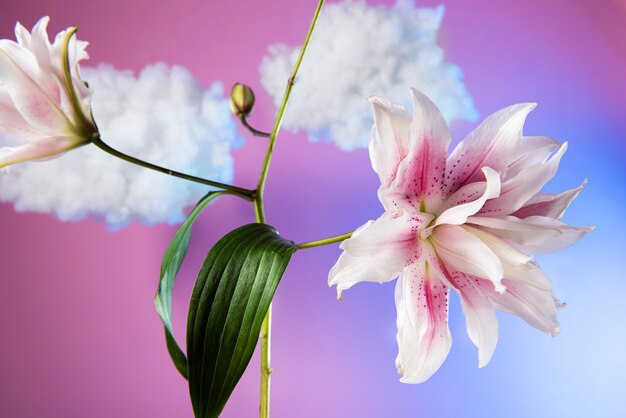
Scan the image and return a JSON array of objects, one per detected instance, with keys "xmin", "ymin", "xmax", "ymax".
[
  {"xmin": 296, "ymin": 231, "xmax": 353, "ymax": 249},
  {"xmin": 91, "ymin": 134, "xmax": 255, "ymax": 201},
  {"xmin": 239, "ymin": 116, "xmax": 271, "ymax": 138}
]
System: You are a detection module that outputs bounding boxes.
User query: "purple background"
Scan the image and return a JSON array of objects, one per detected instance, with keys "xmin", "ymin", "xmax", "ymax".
[{"xmin": 1, "ymin": 0, "xmax": 625, "ymax": 417}]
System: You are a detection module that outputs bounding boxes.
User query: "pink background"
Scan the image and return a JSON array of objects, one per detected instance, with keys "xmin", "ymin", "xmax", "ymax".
[{"xmin": 1, "ymin": 1, "xmax": 625, "ymax": 417}]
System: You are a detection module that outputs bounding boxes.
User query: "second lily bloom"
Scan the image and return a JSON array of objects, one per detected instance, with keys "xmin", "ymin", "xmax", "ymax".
[
  {"xmin": 0, "ymin": 16, "xmax": 96, "ymax": 168},
  {"xmin": 329, "ymin": 89, "xmax": 592, "ymax": 383}
]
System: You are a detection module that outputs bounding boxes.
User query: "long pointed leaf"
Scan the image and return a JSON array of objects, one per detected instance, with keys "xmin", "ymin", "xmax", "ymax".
[
  {"xmin": 155, "ymin": 191, "xmax": 225, "ymax": 379},
  {"xmin": 187, "ymin": 223, "xmax": 296, "ymax": 418}
]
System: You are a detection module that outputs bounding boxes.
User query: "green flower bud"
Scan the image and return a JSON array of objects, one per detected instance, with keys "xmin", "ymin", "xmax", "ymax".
[{"xmin": 229, "ymin": 83, "xmax": 256, "ymax": 117}]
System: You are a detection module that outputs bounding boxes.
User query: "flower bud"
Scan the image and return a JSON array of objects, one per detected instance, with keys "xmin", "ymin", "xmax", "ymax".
[{"xmin": 229, "ymin": 83, "xmax": 255, "ymax": 117}]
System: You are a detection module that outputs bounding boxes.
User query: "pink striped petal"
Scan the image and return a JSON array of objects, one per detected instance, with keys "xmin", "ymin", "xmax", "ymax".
[
  {"xmin": 382, "ymin": 89, "xmax": 451, "ymax": 213},
  {"xmin": 395, "ymin": 247, "xmax": 452, "ymax": 383},
  {"xmin": 445, "ymin": 103, "xmax": 536, "ymax": 195},
  {"xmin": 431, "ymin": 224, "xmax": 505, "ymax": 292},
  {"xmin": 513, "ymin": 179, "xmax": 587, "ymax": 220},
  {"xmin": 480, "ymin": 142, "xmax": 568, "ymax": 216},
  {"xmin": 445, "ymin": 270, "xmax": 498, "ymax": 367},
  {"xmin": 328, "ymin": 211, "xmax": 431, "ymax": 297}
]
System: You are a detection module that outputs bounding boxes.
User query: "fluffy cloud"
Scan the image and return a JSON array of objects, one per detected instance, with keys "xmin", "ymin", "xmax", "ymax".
[
  {"xmin": 259, "ymin": 0, "xmax": 478, "ymax": 150},
  {"xmin": 0, "ymin": 64, "xmax": 243, "ymax": 227}
]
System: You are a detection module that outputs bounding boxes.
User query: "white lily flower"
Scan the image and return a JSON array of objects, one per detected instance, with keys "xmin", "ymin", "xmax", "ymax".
[
  {"xmin": 329, "ymin": 89, "xmax": 593, "ymax": 383},
  {"xmin": 0, "ymin": 16, "xmax": 96, "ymax": 168}
]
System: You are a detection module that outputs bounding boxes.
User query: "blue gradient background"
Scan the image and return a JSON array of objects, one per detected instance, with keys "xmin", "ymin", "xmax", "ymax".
[{"xmin": 0, "ymin": 0, "xmax": 624, "ymax": 417}]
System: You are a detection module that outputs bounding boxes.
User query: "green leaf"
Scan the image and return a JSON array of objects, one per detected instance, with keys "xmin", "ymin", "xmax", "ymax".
[
  {"xmin": 155, "ymin": 191, "xmax": 226, "ymax": 379},
  {"xmin": 187, "ymin": 223, "xmax": 296, "ymax": 418}
]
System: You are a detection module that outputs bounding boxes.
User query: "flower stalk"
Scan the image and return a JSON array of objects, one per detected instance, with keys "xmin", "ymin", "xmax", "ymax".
[
  {"xmin": 254, "ymin": 1, "xmax": 325, "ymax": 417},
  {"xmin": 239, "ymin": 115, "xmax": 271, "ymax": 138},
  {"xmin": 296, "ymin": 231, "xmax": 353, "ymax": 249},
  {"xmin": 91, "ymin": 133, "xmax": 255, "ymax": 201}
]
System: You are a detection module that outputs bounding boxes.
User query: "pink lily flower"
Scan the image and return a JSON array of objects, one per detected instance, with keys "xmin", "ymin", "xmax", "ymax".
[
  {"xmin": 0, "ymin": 17, "xmax": 96, "ymax": 168},
  {"xmin": 329, "ymin": 89, "xmax": 593, "ymax": 383}
]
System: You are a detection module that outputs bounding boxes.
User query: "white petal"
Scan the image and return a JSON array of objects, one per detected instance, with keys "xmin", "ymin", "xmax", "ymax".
[
  {"xmin": 475, "ymin": 278, "xmax": 561, "ymax": 336},
  {"xmin": 367, "ymin": 96, "xmax": 411, "ymax": 188},
  {"xmin": 446, "ymin": 271, "xmax": 498, "ymax": 367},
  {"xmin": 431, "ymin": 224, "xmax": 504, "ymax": 292},
  {"xmin": 0, "ymin": 136, "xmax": 82, "ymax": 168},
  {"xmin": 0, "ymin": 43, "xmax": 69, "ymax": 135},
  {"xmin": 480, "ymin": 142, "xmax": 568, "ymax": 216},
  {"xmin": 513, "ymin": 179, "xmax": 587, "ymax": 220},
  {"xmin": 14, "ymin": 22, "xmax": 32, "ymax": 48},
  {"xmin": 505, "ymin": 136, "xmax": 560, "ymax": 179},
  {"xmin": 467, "ymin": 215, "xmax": 593, "ymax": 253},
  {"xmin": 463, "ymin": 225, "xmax": 551, "ymax": 290},
  {"xmin": 29, "ymin": 17, "xmax": 54, "ymax": 73},
  {"xmin": 395, "ymin": 248, "xmax": 452, "ymax": 383},
  {"xmin": 445, "ymin": 103, "xmax": 535, "ymax": 194},
  {"xmin": 328, "ymin": 211, "xmax": 428, "ymax": 297},
  {"xmin": 435, "ymin": 166, "xmax": 501, "ymax": 226},
  {"xmin": 0, "ymin": 92, "xmax": 46, "ymax": 140}
]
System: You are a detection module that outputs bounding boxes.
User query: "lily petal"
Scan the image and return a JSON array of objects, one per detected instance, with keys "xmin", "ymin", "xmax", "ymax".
[
  {"xmin": 431, "ymin": 224, "xmax": 505, "ymax": 292},
  {"xmin": 468, "ymin": 215, "xmax": 593, "ymax": 253},
  {"xmin": 513, "ymin": 179, "xmax": 587, "ymax": 220},
  {"xmin": 505, "ymin": 136, "xmax": 560, "ymax": 179},
  {"xmin": 0, "ymin": 136, "xmax": 82, "ymax": 168},
  {"xmin": 480, "ymin": 142, "xmax": 568, "ymax": 216},
  {"xmin": 435, "ymin": 166, "xmax": 501, "ymax": 226},
  {"xmin": 0, "ymin": 43, "xmax": 69, "ymax": 135},
  {"xmin": 476, "ymin": 278, "xmax": 561, "ymax": 336},
  {"xmin": 444, "ymin": 103, "xmax": 536, "ymax": 194},
  {"xmin": 0, "ymin": 91, "xmax": 46, "ymax": 140},
  {"xmin": 368, "ymin": 96, "xmax": 412, "ymax": 188},
  {"xmin": 28, "ymin": 17, "xmax": 54, "ymax": 73},
  {"xmin": 328, "ymin": 211, "xmax": 429, "ymax": 297},
  {"xmin": 395, "ymin": 248, "xmax": 452, "ymax": 383},
  {"xmin": 463, "ymin": 225, "xmax": 551, "ymax": 290},
  {"xmin": 383, "ymin": 89, "xmax": 451, "ymax": 213},
  {"xmin": 445, "ymin": 270, "xmax": 498, "ymax": 367}
]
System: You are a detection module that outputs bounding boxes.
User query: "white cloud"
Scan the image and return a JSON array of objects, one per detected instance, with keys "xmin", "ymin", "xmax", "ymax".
[
  {"xmin": 259, "ymin": 0, "xmax": 478, "ymax": 150},
  {"xmin": 0, "ymin": 63, "xmax": 243, "ymax": 227}
]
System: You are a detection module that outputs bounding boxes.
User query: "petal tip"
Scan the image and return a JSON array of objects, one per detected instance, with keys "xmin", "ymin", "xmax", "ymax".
[{"xmin": 550, "ymin": 326, "xmax": 561, "ymax": 337}]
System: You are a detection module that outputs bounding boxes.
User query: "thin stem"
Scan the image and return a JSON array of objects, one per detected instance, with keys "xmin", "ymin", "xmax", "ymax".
[
  {"xmin": 240, "ymin": 116, "xmax": 271, "ymax": 138},
  {"xmin": 296, "ymin": 231, "xmax": 353, "ymax": 249},
  {"xmin": 256, "ymin": 2, "xmax": 325, "ymax": 417},
  {"xmin": 259, "ymin": 305, "xmax": 272, "ymax": 418},
  {"xmin": 255, "ymin": 0, "xmax": 325, "ymax": 223},
  {"xmin": 91, "ymin": 134, "xmax": 255, "ymax": 201}
]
